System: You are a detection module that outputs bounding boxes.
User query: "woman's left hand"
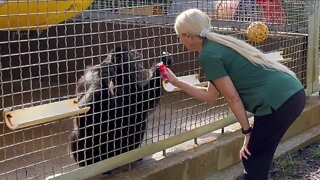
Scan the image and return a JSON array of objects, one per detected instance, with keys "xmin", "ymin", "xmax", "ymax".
[
  {"xmin": 163, "ymin": 68, "xmax": 180, "ymax": 86},
  {"xmin": 240, "ymin": 133, "xmax": 251, "ymax": 160}
]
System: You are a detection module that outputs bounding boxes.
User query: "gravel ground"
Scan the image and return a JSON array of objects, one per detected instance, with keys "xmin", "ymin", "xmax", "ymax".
[{"xmin": 269, "ymin": 141, "xmax": 320, "ymax": 180}]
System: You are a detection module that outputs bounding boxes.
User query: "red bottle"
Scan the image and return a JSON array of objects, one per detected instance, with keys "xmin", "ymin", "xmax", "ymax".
[{"xmin": 157, "ymin": 62, "xmax": 167, "ymax": 79}]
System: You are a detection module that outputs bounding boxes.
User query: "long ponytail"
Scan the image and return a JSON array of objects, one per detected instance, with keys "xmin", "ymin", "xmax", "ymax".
[
  {"xmin": 206, "ymin": 31, "xmax": 296, "ymax": 77},
  {"xmin": 174, "ymin": 8, "xmax": 296, "ymax": 78}
]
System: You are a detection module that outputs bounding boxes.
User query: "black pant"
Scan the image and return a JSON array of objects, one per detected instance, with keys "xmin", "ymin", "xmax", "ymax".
[{"xmin": 242, "ymin": 89, "xmax": 306, "ymax": 180}]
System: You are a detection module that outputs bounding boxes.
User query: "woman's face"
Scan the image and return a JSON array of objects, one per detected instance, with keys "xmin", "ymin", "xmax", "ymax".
[
  {"xmin": 178, "ymin": 33, "xmax": 195, "ymax": 52},
  {"xmin": 178, "ymin": 33, "xmax": 202, "ymax": 52}
]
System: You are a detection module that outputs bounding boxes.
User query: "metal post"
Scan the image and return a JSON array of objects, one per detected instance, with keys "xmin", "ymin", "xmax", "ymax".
[
  {"xmin": 194, "ymin": 137, "xmax": 199, "ymax": 145},
  {"xmin": 312, "ymin": 0, "xmax": 320, "ymax": 93},
  {"xmin": 162, "ymin": 149, "xmax": 167, "ymax": 157},
  {"xmin": 306, "ymin": 0, "xmax": 320, "ymax": 95}
]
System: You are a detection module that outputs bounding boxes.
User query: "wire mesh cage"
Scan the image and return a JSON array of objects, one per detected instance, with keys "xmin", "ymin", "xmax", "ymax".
[{"xmin": 0, "ymin": 0, "xmax": 314, "ymax": 179}]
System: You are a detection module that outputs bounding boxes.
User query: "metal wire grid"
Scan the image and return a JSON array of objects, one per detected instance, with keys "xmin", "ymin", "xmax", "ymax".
[
  {"xmin": 0, "ymin": 0, "xmax": 310, "ymax": 179},
  {"xmin": 318, "ymin": 19, "xmax": 320, "ymax": 92}
]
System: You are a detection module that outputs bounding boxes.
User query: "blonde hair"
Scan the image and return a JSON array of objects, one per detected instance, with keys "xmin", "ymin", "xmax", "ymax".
[{"xmin": 174, "ymin": 9, "xmax": 296, "ymax": 78}]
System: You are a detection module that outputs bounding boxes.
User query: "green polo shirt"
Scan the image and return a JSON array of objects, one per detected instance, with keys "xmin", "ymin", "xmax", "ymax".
[{"xmin": 198, "ymin": 40, "xmax": 304, "ymax": 116}]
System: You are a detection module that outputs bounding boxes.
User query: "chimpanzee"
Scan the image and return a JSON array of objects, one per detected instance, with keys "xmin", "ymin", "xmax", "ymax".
[{"xmin": 70, "ymin": 46, "xmax": 172, "ymax": 167}]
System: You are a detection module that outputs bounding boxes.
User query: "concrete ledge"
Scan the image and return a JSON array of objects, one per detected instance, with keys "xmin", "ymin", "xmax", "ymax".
[
  {"xmin": 205, "ymin": 123, "xmax": 320, "ymax": 180},
  {"xmin": 92, "ymin": 96, "xmax": 320, "ymax": 180}
]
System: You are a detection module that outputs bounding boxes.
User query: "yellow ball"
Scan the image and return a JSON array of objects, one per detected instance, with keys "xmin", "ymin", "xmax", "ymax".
[{"xmin": 247, "ymin": 22, "xmax": 269, "ymax": 43}]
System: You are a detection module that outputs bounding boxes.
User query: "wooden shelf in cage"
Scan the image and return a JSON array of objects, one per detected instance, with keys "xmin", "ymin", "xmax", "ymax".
[
  {"xmin": 118, "ymin": 5, "xmax": 164, "ymax": 15},
  {"xmin": 3, "ymin": 98, "xmax": 90, "ymax": 130},
  {"xmin": 163, "ymin": 74, "xmax": 208, "ymax": 92},
  {"xmin": 266, "ymin": 51, "xmax": 292, "ymax": 63}
]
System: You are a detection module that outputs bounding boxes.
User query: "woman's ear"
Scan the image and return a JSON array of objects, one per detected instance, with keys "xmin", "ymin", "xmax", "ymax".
[
  {"xmin": 186, "ymin": 34, "xmax": 195, "ymax": 45},
  {"xmin": 186, "ymin": 33, "xmax": 193, "ymax": 39}
]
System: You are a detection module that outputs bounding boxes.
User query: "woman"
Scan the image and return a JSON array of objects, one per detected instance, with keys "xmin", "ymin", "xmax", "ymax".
[{"xmin": 163, "ymin": 9, "xmax": 306, "ymax": 180}]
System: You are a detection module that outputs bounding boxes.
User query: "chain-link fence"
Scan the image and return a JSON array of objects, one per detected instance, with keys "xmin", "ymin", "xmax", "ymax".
[{"xmin": 0, "ymin": 0, "xmax": 318, "ymax": 179}]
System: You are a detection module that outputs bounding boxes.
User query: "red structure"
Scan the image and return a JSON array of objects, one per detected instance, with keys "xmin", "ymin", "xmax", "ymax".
[{"xmin": 256, "ymin": 0, "xmax": 287, "ymax": 24}]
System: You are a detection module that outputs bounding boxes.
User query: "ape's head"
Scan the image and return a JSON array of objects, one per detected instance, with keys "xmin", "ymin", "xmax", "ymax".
[{"xmin": 105, "ymin": 46, "xmax": 172, "ymax": 87}]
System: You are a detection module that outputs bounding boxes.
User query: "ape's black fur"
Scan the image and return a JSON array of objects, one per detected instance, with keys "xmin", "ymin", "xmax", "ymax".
[{"xmin": 70, "ymin": 46, "xmax": 172, "ymax": 166}]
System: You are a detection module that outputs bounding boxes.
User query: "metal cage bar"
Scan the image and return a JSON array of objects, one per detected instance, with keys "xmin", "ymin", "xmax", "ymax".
[
  {"xmin": 0, "ymin": 0, "xmax": 317, "ymax": 179},
  {"xmin": 306, "ymin": 0, "xmax": 320, "ymax": 95}
]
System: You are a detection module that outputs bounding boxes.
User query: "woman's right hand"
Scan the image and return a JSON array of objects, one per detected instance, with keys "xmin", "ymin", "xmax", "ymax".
[{"xmin": 163, "ymin": 68, "xmax": 180, "ymax": 87}]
